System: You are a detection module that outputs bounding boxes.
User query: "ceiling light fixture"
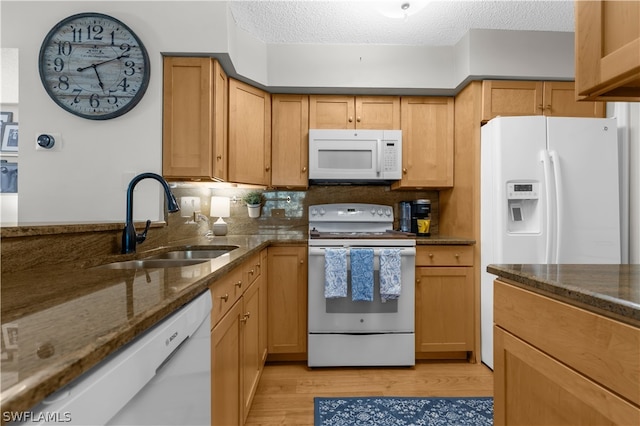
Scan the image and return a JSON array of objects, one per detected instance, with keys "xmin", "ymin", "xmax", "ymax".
[{"xmin": 373, "ymin": 1, "xmax": 429, "ymax": 20}]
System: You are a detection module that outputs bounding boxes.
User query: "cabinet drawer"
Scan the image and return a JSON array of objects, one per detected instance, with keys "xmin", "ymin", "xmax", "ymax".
[
  {"xmin": 494, "ymin": 280, "xmax": 640, "ymax": 406},
  {"xmin": 416, "ymin": 246, "xmax": 473, "ymax": 266},
  {"xmin": 210, "ymin": 266, "xmax": 243, "ymax": 327},
  {"xmin": 243, "ymin": 253, "xmax": 261, "ymax": 286}
]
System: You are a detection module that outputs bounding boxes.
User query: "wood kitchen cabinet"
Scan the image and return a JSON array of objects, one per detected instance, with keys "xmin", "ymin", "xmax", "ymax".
[
  {"xmin": 493, "ymin": 279, "xmax": 640, "ymax": 425},
  {"xmin": 309, "ymin": 95, "xmax": 400, "ymax": 129},
  {"xmin": 391, "ymin": 97, "xmax": 454, "ymax": 189},
  {"xmin": 415, "ymin": 245, "xmax": 474, "ymax": 360},
  {"xmin": 228, "ymin": 79, "xmax": 272, "ymax": 185},
  {"xmin": 271, "ymin": 94, "xmax": 309, "ymax": 188},
  {"xmin": 267, "ymin": 245, "xmax": 307, "ymax": 360},
  {"xmin": 481, "ymin": 80, "xmax": 605, "ymax": 122},
  {"xmin": 162, "ymin": 57, "xmax": 228, "ymax": 181},
  {"xmin": 575, "ymin": 0, "xmax": 640, "ymax": 101},
  {"xmin": 211, "ymin": 251, "xmax": 267, "ymax": 425}
]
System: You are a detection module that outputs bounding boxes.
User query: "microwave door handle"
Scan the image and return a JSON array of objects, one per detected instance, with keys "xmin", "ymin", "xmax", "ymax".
[{"xmin": 376, "ymin": 139, "xmax": 382, "ymax": 176}]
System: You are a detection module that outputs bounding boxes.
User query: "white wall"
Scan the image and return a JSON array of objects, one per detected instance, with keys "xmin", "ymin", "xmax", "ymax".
[{"xmin": 0, "ymin": 1, "xmax": 580, "ymax": 224}]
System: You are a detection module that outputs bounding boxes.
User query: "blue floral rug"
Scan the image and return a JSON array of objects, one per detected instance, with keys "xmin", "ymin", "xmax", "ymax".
[{"xmin": 314, "ymin": 396, "xmax": 493, "ymax": 426}]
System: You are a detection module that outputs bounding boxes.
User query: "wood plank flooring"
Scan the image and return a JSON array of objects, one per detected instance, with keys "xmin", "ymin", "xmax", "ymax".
[{"xmin": 245, "ymin": 361, "xmax": 494, "ymax": 425}]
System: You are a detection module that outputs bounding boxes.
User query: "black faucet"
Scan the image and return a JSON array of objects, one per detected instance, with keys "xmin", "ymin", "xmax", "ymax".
[{"xmin": 121, "ymin": 172, "xmax": 180, "ymax": 254}]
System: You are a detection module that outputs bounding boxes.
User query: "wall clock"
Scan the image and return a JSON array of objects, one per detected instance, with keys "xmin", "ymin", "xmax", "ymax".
[{"xmin": 38, "ymin": 12, "xmax": 150, "ymax": 120}]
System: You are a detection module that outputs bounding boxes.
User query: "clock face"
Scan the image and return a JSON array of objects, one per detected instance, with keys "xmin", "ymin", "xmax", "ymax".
[{"xmin": 39, "ymin": 13, "xmax": 150, "ymax": 120}]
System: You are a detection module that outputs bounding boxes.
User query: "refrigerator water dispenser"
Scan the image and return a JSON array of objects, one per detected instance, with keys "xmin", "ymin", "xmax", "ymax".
[{"xmin": 506, "ymin": 181, "xmax": 540, "ymax": 234}]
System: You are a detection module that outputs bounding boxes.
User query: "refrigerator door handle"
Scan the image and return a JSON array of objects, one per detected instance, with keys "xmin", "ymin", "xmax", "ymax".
[
  {"xmin": 541, "ymin": 150, "xmax": 554, "ymax": 264},
  {"xmin": 549, "ymin": 150, "xmax": 562, "ymax": 263}
]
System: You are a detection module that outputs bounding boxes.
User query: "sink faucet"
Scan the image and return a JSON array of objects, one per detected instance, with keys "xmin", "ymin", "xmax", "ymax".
[{"xmin": 121, "ymin": 172, "xmax": 180, "ymax": 254}]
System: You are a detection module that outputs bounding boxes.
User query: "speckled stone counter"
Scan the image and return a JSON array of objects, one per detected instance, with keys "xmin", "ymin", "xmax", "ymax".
[
  {"xmin": 487, "ymin": 264, "xmax": 640, "ymax": 326},
  {"xmin": 0, "ymin": 233, "xmax": 305, "ymax": 419}
]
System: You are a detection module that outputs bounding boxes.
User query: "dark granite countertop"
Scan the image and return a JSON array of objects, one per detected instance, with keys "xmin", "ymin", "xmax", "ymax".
[{"xmin": 487, "ymin": 264, "xmax": 640, "ymax": 327}]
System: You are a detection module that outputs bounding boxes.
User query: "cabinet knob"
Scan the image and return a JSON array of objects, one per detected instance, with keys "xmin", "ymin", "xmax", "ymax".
[
  {"xmin": 455, "ymin": 253, "xmax": 460, "ymax": 258},
  {"xmin": 240, "ymin": 312, "xmax": 250, "ymax": 323},
  {"xmin": 265, "ymin": 166, "xmax": 270, "ymax": 172},
  {"xmin": 302, "ymin": 166, "xmax": 307, "ymax": 172},
  {"xmin": 220, "ymin": 293, "xmax": 229, "ymax": 302},
  {"xmin": 428, "ymin": 253, "xmax": 434, "ymax": 258},
  {"xmin": 348, "ymin": 116, "xmax": 353, "ymax": 123},
  {"xmin": 416, "ymin": 278, "xmax": 421, "ymax": 283},
  {"xmin": 403, "ymin": 168, "xmax": 408, "ymax": 174},
  {"xmin": 249, "ymin": 268, "xmax": 255, "ymax": 275},
  {"xmin": 300, "ymin": 259, "xmax": 304, "ymax": 264},
  {"xmin": 216, "ymin": 155, "xmax": 222, "ymax": 160},
  {"xmin": 235, "ymin": 280, "xmax": 243, "ymax": 288},
  {"xmin": 356, "ymin": 116, "xmax": 361, "ymax": 122}
]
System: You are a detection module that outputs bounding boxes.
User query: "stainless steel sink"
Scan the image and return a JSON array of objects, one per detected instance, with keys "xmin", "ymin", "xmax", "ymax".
[
  {"xmin": 145, "ymin": 246, "xmax": 239, "ymax": 260},
  {"xmin": 93, "ymin": 258, "xmax": 209, "ymax": 270}
]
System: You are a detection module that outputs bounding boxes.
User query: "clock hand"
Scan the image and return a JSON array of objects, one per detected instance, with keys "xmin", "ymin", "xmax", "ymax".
[
  {"xmin": 76, "ymin": 53, "xmax": 130, "ymax": 72},
  {"xmin": 91, "ymin": 65, "xmax": 105, "ymax": 92}
]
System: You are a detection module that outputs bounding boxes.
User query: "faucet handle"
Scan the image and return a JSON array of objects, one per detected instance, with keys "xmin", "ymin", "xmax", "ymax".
[{"xmin": 136, "ymin": 220, "xmax": 151, "ymax": 244}]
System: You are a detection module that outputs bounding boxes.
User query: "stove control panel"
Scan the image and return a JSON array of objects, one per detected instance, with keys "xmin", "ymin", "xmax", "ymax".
[{"xmin": 309, "ymin": 203, "xmax": 393, "ymax": 222}]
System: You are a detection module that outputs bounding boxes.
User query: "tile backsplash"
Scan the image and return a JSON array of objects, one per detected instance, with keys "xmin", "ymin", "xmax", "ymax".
[{"xmin": 168, "ymin": 184, "xmax": 439, "ymax": 240}]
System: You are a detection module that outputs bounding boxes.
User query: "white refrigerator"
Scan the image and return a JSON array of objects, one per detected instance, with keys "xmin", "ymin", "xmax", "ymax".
[{"xmin": 480, "ymin": 116, "xmax": 621, "ymax": 369}]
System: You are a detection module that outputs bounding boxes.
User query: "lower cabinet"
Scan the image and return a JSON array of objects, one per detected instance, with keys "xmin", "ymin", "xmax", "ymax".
[
  {"xmin": 415, "ymin": 245, "xmax": 475, "ymax": 360},
  {"xmin": 267, "ymin": 245, "xmax": 307, "ymax": 359},
  {"xmin": 494, "ymin": 280, "xmax": 640, "ymax": 425},
  {"xmin": 211, "ymin": 250, "xmax": 267, "ymax": 426}
]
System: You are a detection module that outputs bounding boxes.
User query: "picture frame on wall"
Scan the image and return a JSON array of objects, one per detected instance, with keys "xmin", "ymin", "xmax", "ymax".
[
  {"xmin": 1, "ymin": 123, "xmax": 18, "ymax": 152},
  {"xmin": 0, "ymin": 112, "xmax": 12, "ymax": 125}
]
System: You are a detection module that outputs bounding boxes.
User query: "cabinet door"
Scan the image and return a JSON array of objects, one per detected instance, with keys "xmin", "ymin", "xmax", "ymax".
[
  {"xmin": 211, "ymin": 301, "xmax": 242, "ymax": 426},
  {"xmin": 543, "ymin": 82, "xmax": 605, "ymax": 118},
  {"xmin": 241, "ymin": 280, "xmax": 261, "ymax": 423},
  {"xmin": 228, "ymin": 79, "xmax": 271, "ymax": 185},
  {"xmin": 415, "ymin": 267, "xmax": 473, "ymax": 354},
  {"xmin": 494, "ymin": 327, "xmax": 639, "ymax": 426},
  {"xmin": 575, "ymin": 0, "xmax": 640, "ymax": 101},
  {"xmin": 355, "ymin": 96, "xmax": 401, "ymax": 129},
  {"xmin": 392, "ymin": 97, "xmax": 454, "ymax": 189},
  {"xmin": 267, "ymin": 246, "xmax": 307, "ymax": 356},
  {"xmin": 481, "ymin": 80, "xmax": 544, "ymax": 121},
  {"xmin": 271, "ymin": 94, "xmax": 309, "ymax": 188},
  {"xmin": 163, "ymin": 57, "xmax": 227, "ymax": 180},
  {"xmin": 309, "ymin": 95, "xmax": 355, "ymax": 129}
]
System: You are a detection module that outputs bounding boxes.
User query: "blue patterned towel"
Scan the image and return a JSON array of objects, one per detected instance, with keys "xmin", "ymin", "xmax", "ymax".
[
  {"xmin": 350, "ymin": 248, "xmax": 374, "ymax": 301},
  {"xmin": 380, "ymin": 249, "xmax": 402, "ymax": 301},
  {"xmin": 324, "ymin": 248, "xmax": 347, "ymax": 298}
]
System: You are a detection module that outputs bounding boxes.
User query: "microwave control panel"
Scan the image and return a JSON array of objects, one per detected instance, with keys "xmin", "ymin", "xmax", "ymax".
[{"xmin": 384, "ymin": 142, "xmax": 399, "ymax": 172}]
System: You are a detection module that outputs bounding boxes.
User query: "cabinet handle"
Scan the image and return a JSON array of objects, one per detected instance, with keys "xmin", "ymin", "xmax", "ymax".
[
  {"xmin": 545, "ymin": 104, "xmax": 551, "ymax": 111},
  {"xmin": 235, "ymin": 280, "xmax": 243, "ymax": 288},
  {"xmin": 240, "ymin": 312, "xmax": 250, "ymax": 323},
  {"xmin": 348, "ymin": 116, "xmax": 353, "ymax": 123},
  {"xmin": 216, "ymin": 155, "xmax": 222, "ymax": 160},
  {"xmin": 538, "ymin": 104, "xmax": 543, "ymax": 111},
  {"xmin": 249, "ymin": 268, "xmax": 255, "ymax": 275},
  {"xmin": 220, "ymin": 293, "xmax": 229, "ymax": 302}
]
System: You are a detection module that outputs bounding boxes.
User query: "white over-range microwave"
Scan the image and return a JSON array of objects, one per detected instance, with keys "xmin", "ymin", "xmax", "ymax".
[{"xmin": 308, "ymin": 129, "xmax": 402, "ymax": 183}]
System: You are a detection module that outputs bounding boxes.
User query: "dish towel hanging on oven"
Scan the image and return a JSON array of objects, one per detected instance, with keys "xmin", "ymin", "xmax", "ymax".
[
  {"xmin": 380, "ymin": 248, "xmax": 402, "ymax": 301},
  {"xmin": 324, "ymin": 248, "xmax": 347, "ymax": 298},
  {"xmin": 350, "ymin": 248, "xmax": 374, "ymax": 301}
]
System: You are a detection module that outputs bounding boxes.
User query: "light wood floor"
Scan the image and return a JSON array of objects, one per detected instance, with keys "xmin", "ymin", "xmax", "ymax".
[{"xmin": 245, "ymin": 361, "xmax": 494, "ymax": 425}]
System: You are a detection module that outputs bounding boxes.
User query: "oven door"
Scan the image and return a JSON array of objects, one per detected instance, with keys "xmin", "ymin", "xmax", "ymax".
[{"xmin": 308, "ymin": 245, "xmax": 415, "ymax": 333}]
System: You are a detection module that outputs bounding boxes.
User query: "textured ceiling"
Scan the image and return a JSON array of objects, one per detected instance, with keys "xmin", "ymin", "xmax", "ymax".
[{"xmin": 228, "ymin": 0, "xmax": 575, "ymax": 46}]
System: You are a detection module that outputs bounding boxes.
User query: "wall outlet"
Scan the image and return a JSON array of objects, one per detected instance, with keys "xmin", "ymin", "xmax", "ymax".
[{"xmin": 271, "ymin": 208, "xmax": 285, "ymax": 218}]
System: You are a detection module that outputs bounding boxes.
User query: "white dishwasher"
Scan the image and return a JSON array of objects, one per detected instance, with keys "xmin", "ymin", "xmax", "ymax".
[{"xmin": 13, "ymin": 291, "xmax": 212, "ymax": 426}]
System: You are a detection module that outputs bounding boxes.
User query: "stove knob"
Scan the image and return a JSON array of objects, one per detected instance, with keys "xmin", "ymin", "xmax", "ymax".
[
  {"xmin": 377, "ymin": 209, "xmax": 383, "ymax": 216},
  {"xmin": 311, "ymin": 208, "xmax": 317, "ymax": 216},
  {"xmin": 385, "ymin": 208, "xmax": 392, "ymax": 216},
  {"xmin": 370, "ymin": 209, "xmax": 376, "ymax": 216},
  {"xmin": 319, "ymin": 208, "xmax": 326, "ymax": 216}
]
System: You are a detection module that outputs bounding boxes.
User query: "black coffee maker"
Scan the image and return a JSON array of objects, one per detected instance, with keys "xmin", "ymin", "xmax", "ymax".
[{"xmin": 411, "ymin": 199, "xmax": 431, "ymax": 236}]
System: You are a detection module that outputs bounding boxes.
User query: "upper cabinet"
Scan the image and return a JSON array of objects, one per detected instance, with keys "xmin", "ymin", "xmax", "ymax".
[
  {"xmin": 575, "ymin": 0, "xmax": 640, "ymax": 101},
  {"xmin": 162, "ymin": 57, "xmax": 228, "ymax": 181},
  {"xmin": 392, "ymin": 97, "xmax": 454, "ymax": 189},
  {"xmin": 481, "ymin": 80, "xmax": 605, "ymax": 122},
  {"xmin": 271, "ymin": 94, "xmax": 309, "ymax": 189},
  {"xmin": 309, "ymin": 95, "xmax": 400, "ymax": 129},
  {"xmin": 228, "ymin": 79, "xmax": 272, "ymax": 186}
]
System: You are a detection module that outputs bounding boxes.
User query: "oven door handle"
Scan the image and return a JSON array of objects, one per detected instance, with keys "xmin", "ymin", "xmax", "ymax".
[{"xmin": 308, "ymin": 247, "xmax": 416, "ymax": 256}]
